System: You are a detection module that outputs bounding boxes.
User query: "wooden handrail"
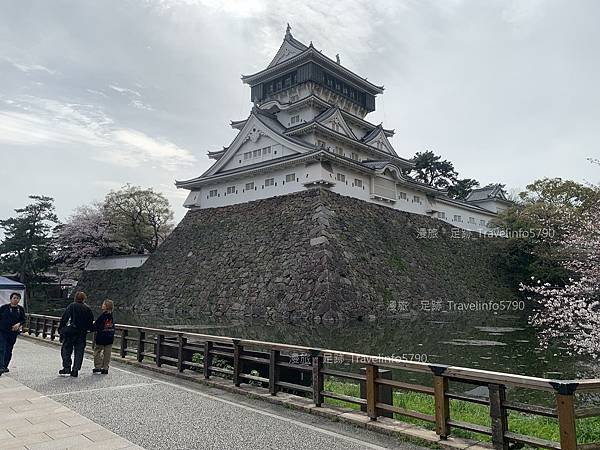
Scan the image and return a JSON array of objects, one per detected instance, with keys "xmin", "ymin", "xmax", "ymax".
[{"xmin": 24, "ymin": 313, "xmax": 600, "ymax": 450}]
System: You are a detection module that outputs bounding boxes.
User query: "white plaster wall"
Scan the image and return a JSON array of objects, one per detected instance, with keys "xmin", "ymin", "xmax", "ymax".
[
  {"xmin": 186, "ymin": 164, "xmax": 310, "ymax": 209},
  {"xmin": 221, "ymin": 136, "xmax": 301, "ymax": 172},
  {"xmin": 85, "ymin": 256, "xmax": 149, "ymax": 271},
  {"xmin": 276, "ymin": 106, "xmax": 319, "ymax": 128},
  {"xmin": 183, "ymin": 161, "xmax": 497, "ymax": 233}
]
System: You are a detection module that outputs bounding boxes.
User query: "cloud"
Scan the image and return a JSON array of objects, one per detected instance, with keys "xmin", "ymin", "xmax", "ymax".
[
  {"xmin": 1, "ymin": 57, "xmax": 56, "ymax": 75},
  {"xmin": 109, "ymin": 84, "xmax": 154, "ymax": 111},
  {"xmin": 0, "ymin": 95, "xmax": 195, "ymax": 171},
  {"xmin": 101, "ymin": 129, "xmax": 196, "ymax": 170},
  {"xmin": 109, "ymin": 84, "xmax": 141, "ymax": 97}
]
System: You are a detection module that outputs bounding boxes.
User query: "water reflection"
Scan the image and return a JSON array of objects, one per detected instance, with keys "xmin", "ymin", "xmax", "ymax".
[{"xmin": 31, "ymin": 302, "xmax": 595, "ymax": 379}]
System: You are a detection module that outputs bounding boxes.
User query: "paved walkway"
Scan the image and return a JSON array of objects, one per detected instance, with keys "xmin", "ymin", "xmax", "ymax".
[
  {"xmin": 0, "ymin": 375, "xmax": 140, "ymax": 450},
  {"xmin": 4, "ymin": 338, "xmax": 425, "ymax": 450}
]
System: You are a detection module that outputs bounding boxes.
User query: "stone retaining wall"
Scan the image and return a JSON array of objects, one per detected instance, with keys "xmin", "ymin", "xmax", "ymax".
[{"xmin": 77, "ymin": 188, "xmax": 513, "ymax": 321}]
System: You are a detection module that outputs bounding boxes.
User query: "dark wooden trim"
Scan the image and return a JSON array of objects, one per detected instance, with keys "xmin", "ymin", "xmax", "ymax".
[
  {"xmin": 433, "ymin": 375, "xmax": 450, "ymax": 438},
  {"xmin": 365, "ymin": 364, "xmax": 378, "ymax": 420},
  {"xmin": 489, "ymin": 383, "xmax": 508, "ymax": 450},
  {"xmin": 203, "ymin": 341, "xmax": 212, "ymax": 379},
  {"xmin": 155, "ymin": 334, "xmax": 164, "ymax": 368},
  {"xmin": 269, "ymin": 349, "xmax": 280, "ymax": 396},
  {"xmin": 136, "ymin": 330, "xmax": 145, "ymax": 363},
  {"xmin": 312, "ymin": 355, "xmax": 324, "ymax": 407}
]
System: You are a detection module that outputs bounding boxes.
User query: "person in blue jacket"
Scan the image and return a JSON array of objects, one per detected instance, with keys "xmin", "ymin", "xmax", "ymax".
[{"xmin": 0, "ymin": 292, "xmax": 26, "ymax": 375}]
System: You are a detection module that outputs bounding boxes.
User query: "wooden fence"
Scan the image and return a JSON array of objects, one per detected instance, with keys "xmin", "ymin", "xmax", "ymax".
[{"xmin": 24, "ymin": 314, "xmax": 600, "ymax": 450}]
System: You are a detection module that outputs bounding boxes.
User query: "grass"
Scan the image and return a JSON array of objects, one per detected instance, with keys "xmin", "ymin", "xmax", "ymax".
[
  {"xmin": 323, "ymin": 378, "xmax": 600, "ymax": 445},
  {"xmin": 187, "ymin": 353, "xmax": 600, "ymax": 446}
]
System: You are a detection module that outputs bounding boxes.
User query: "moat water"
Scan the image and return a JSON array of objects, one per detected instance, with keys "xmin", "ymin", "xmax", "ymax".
[{"xmin": 30, "ymin": 301, "xmax": 594, "ymax": 380}]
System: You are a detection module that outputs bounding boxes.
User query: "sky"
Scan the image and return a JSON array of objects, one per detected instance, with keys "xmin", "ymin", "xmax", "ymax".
[{"xmin": 1, "ymin": 0, "xmax": 599, "ymax": 227}]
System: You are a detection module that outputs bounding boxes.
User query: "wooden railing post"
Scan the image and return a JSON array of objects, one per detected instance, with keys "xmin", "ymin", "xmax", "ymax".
[
  {"xmin": 233, "ymin": 340, "xmax": 242, "ymax": 387},
  {"xmin": 120, "ymin": 329, "xmax": 128, "ymax": 358},
  {"xmin": 269, "ymin": 349, "xmax": 280, "ymax": 396},
  {"xmin": 34, "ymin": 317, "xmax": 40, "ymax": 336},
  {"xmin": 365, "ymin": 364, "xmax": 378, "ymax": 420},
  {"xmin": 50, "ymin": 320, "xmax": 57, "ymax": 341},
  {"xmin": 203, "ymin": 341, "xmax": 212, "ymax": 379},
  {"xmin": 432, "ymin": 365, "xmax": 450, "ymax": 439},
  {"xmin": 360, "ymin": 368, "xmax": 393, "ymax": 418},
  {"xmin": 155, "ymin": 334, "xmax": 163, "ymax": 367},
  {"xmin": 312, "ymin": 352, "xmax": 324, "ymax": 407},
  {"xmin": 41, "ymin": 318, "xmax": 47, "ymax": 339},
  {"xmin": 177, "ymin": 334, "xmax": 185, "ymax": 372},
  {"xmin": 489, "ymin": 383, "xmax": 509, "ymax": 450},
  {"xmin": 137, "ymin": 329, "xmax": 145, "ymax": 362},
  {"xmin": 554, "ymin": 382, "xmax": 578, "ymax": 450},
  {"xmin": 27, "ymin": 315, "xmax": 32, "ymax": 335}
]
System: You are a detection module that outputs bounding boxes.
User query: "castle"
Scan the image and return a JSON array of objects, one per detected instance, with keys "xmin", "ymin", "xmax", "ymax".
[{"xmin": 176, "ymin": 26, "xmax": 510, "ymax": 232}]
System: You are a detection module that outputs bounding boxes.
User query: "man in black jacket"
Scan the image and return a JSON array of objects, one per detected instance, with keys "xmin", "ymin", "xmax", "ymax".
[
  {"xmin": 0, "ymin": 292, "xmax": 26, "ymax": 375},
  {"xmin": 59, "ymin": 291, "xmax": 94, "ymax": 377}
]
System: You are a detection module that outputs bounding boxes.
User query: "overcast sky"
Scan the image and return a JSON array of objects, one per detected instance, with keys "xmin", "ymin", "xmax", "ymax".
[{"xmin": 1, "ymin": 0, "xmax": 599, "ymax": 226}]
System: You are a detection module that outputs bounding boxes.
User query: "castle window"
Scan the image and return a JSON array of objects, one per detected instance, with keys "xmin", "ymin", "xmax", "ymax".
[
  {"xmin": 262, "ymin": 146, "xmax": 271, "ymax": 156},
  {"xmin": 243, "ymin": 152, "xmax": 251, "ymax": 160},
  {"xmin": 245, "ymin": 182, "xmax": 254, "ymax": 191},
  {"xmin": 317, "ymin": 139, "xmax": 326, "ymax": 148},
  {"xmin": 468, "ymin": 217, "xmax": 476, "ymax": 224},
  {"xmin": 291, "ymin": 115, "xmax": 300, "ymax": 124},
  {"xmin": 252, "ymin": 149, "xmax": 260, "ymax": 158},
  {"xmin": 398, "ymin": 192, "xmax": 407, "ymax": 200},
  {"xmin": 285, "ymin": 173, "xmax": 295, "ymax": 182},
  {"xmin": 437, "ymin": 211, "xmax": 446, "ymax": 219},
  {"xmin": 413, "ymin": 195, "xmax": 421, "ymax": 204},
  {"xmin": 335, "ymin": 146, "xmax": 343, "ymax": 156},
  {"xmin": 336, "ymin": 173, "xmax": 346, "ymax": 183},
  {"xmin": 227, "ymin": 186, "xmax": 235, "ymax": 195},
  {"xmin": 453, "ymin": 215, "xmax": 463, "ymax": 222},
  {"xmin": 354, "ymin": 179, "xmax": 363, "ymax": 188},
  {"xmin": 209, "ymin": 189, "xmax": 218, "ymax": 198},
  {"xmin": 480, "ymin": 219, "xmax": 486, "ymax": 226},
  {"xmin": 351, "ymin": 152, "xmax": 359, "ymax": 161},
  {"xmin": 265, "ymin": 178, "xmax": 275, "ymax": 187}
]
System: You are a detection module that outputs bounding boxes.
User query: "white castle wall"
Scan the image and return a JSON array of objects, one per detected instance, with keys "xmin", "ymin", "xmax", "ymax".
[{"xmin": 183, "ymin": 160, "xmax": 496, "ymax": 233}]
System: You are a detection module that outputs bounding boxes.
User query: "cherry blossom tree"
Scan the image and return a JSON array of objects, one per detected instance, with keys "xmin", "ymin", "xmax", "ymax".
[{"xmin": 522, "ymin": 165, "xmax": 600, "ymax": 357}]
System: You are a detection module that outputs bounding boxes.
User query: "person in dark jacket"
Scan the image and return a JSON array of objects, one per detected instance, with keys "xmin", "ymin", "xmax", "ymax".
[
  {"xmin": 0, "ymin": 292, "xmax": 26, "ymax": 375},
  {"xmin": 58, "ymin": 291, "xmax": 94, "ymax": 378},
  {"xmin": 93, "ymin": 299, "xmax": 115, "ymax": 375}
]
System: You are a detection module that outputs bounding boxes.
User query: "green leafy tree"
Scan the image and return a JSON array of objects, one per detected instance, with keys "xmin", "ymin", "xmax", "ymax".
[
  {"xmin": 103, "ymin": 185, "xmax": 174, "ymax": 254},
  {"xmin": 404, "ymin": 150, "xmax": 480, "ymax": 199},
  {"xmin": 447, "ymin": 178, "xmax": 480, "ymax": 200},
  {"xmin": 0, "ymin": 196, "xmax": 59, "ymax": 284},
  {"xmin": 405, "ymin": 151, "xmax": 457, "ymax": 189},
  {"xmin": 494, "ymin": 177, "xmax": 599, "ymax": 285}
]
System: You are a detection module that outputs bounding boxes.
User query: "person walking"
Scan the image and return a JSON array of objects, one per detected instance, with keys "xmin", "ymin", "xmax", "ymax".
[
  {"xmin": 58, "ymin": 291, "xmax": 94, "ymax": 378},
  {"xmin": 0, "ymin": 292, "xmax": 26, "ymax": 375},
  {"xmin": 93, "ymin": 299, "xmax": 115, "ymax": 375}
]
